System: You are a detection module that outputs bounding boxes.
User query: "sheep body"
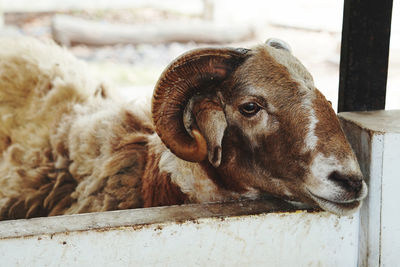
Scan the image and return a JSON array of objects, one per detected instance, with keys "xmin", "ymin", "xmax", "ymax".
[{"xmin": 0, "ymin": 38, "xmax": 153, "ymax": 219}]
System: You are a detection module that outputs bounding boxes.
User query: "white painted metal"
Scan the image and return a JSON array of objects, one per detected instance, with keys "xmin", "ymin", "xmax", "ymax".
[
  {"xmin": 364, "ymin": 133, "xmax": 384, "ymax": 267},
  {"xmin": 0, "ymin": 204, "xmax": 359, "ymax": 267},
  {"xmin": 339, "ymin": 110, "xmax": 400, "ymax": 267},
  {"xmin": 381, "ymin": 133, "xmax": 400, "ymax": 266}
]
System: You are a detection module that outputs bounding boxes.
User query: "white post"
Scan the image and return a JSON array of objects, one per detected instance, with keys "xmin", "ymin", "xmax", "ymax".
[{"xmin": 339, "ymin": 110, "xmax": 400, "ymax": 267}]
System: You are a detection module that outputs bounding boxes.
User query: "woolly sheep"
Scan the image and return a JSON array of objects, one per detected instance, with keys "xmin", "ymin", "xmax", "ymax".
[{"xmin": 0, "ymin": 37, "xmax": 367, "ymax": 220}]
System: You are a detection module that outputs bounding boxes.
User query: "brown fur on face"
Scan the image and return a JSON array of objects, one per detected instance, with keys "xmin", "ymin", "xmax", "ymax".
[
  {"xmin": 312, "ymin": 90, "xmax": 354, "ymax": 159},
  {"xmin": 201, "ymin": 45, "xmax": 366, "ymax": 211},
  {"xmin": 209, "ymin": 46, "xmax": 312, "ymax": 200}
]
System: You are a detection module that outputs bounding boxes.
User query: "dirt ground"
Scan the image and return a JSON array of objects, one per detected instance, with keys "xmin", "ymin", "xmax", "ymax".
[{"xmin": 1, "ymin": 1, "xmax": 399, "ymax": 111}]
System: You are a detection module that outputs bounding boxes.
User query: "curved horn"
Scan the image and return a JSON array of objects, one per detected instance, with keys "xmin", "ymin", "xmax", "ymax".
[
  {"xmin": 152, "ymin": 47, "xmax": 250, "ymax": 162},
  {"xmin": 265, "ymin": 38, "xmax": 292, "ymax": 53}
]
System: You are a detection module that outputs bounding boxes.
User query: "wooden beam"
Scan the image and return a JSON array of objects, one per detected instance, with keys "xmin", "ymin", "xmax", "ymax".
[
  {"xmin": 2, "ymin": 0, "xmax": 204, "ymax": 15},
  {"xmin": 338, "ymin": 0, "xmax": 393, "ymax": 112},
  {"xmin": 51, "ymin": 15, "xmax": 254, "ymax": 46}
]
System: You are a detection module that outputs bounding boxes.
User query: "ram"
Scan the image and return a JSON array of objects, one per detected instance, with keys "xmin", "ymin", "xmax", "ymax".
[{"xmin": 0, "ymin": 37, "xmax": 367, "ymax": 220}]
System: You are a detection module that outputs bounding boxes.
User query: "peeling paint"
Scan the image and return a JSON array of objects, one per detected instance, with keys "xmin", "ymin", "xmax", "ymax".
[{"xmin": 0, "ymin": 200, "xmax": 358, "ymax": 267}]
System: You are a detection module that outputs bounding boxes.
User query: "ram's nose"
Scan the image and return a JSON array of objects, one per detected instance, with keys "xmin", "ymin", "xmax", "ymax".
[
  {"xmin": 327, "ymin": 171, "xmax": 367, "ymax": 200},
  {"xmin": 328, "ymin": 171, "xmax": 362, "ymax": 192}
]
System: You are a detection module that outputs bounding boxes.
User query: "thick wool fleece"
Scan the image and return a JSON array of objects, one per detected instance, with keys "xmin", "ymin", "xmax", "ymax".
[{"xmin": 0, "ymin": 37, "xmax": 153, "ymax": 219}]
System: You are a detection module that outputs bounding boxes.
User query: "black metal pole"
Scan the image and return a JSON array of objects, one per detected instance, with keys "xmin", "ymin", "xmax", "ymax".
[{"xmin": 338, "ymin": 0, "xmax": 393, "ymax": 112}]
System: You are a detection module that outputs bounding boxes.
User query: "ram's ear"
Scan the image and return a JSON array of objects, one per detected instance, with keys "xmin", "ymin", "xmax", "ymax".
[{"xmin": 185, "ymin": 96, "xmax": 227, "ymax": 168}]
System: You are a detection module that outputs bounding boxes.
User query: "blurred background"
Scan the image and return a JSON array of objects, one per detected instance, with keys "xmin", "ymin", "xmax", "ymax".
[{"xmin": 0, "ymin": 0, "xmax": 399, "ymax": 111}]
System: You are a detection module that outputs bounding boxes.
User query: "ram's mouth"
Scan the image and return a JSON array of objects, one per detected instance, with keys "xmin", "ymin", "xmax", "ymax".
[{"xmin": 307, "ymin": 190, "xmax": 361, "ymax": 215}]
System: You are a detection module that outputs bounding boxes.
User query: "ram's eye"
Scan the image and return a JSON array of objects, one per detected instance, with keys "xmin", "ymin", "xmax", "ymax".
[{"xmin": 239, "ymin": 102, "xmax": 261, "ymax": 117}]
